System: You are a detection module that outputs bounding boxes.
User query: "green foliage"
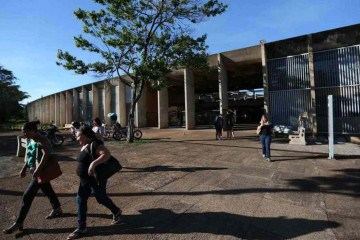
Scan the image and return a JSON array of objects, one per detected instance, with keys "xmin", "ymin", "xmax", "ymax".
[
  {"xmin": 57, "ymin": 0, "xmax": 227, "ymax": 142},
  {"xmin": 0, "ymin": 65, "xmax": 29, "ymax": 124}
]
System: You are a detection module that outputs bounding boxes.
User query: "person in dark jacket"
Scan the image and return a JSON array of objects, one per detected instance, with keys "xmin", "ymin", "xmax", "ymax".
[
  {"xmin": 257, "ymin": 115, "xmax": 273, "ymax": 162},
  {"xmin": 214, "ymin": 113, "xmax": 224, "ymax": 140}
]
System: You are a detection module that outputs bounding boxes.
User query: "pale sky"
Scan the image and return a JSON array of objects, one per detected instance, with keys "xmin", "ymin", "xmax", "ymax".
[{"xmin": 1, "ymin": 0, "xmax": 360, "ymax": 103}]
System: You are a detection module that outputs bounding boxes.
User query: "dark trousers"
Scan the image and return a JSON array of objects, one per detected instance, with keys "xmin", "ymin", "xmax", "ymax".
[
  {"xmin": 16, "ymin": 178, "xmax": 61, "ymax": 224},
  {"xmin": 260, "ymin": 134, "xmax": 272, "ymax": 158},
  {"xmin": 77, "ymin": 178, "xmax": 120, "ymax": 229}
]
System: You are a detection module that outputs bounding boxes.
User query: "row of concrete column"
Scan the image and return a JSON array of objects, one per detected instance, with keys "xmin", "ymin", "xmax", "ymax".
[{"xmin": 27, "ymin": 55, "xmax": 237, "ymax": 130}]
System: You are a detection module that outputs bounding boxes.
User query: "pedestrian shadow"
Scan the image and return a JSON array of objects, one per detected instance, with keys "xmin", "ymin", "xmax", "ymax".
[
  {"xmin": 15, "ymin": 208, "xmax": 340, "ymax": 239},
  {"xmin": 122, "ymin": 165, "xmax": 227, "ymax": 173},
  {"xmin": 287, "ymin": 168, "xmax": 360, "ymax": 196}
]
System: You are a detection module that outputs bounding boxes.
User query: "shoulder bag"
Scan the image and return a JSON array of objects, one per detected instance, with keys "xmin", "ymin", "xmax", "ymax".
[
  {"xmin": 37, "ymin": 154, "xmax": 62, "ymax": 184},
  {"xmin": 89, "ymin": 142, "xmax": 122, "ymax": 182}
]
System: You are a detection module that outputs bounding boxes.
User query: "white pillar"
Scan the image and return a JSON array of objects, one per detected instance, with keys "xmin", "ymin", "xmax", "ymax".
[
  {"xmin": 55, "ymin": 94, "xmax": 60, "ymax": 125},
  {"xmin": 92, "ymin": 84, "xmax": 99, "ymax": 119},
  {"xmin": 59, "ymin": 92, "xmax": 66, "ymax": 126},
  {"xmin": 135, "ymin": 84, "xmax": 147, "ymax": 127},
  {"xmin": 104, "ymin": 82, "xmax": 112, "ymax": 126},
  {"xmin": 82, "ymin": 86, "xmax": 88, "ymax": 122},
  {"xmin": 158, "ymin": 87, "xmax": 169, "ymax": 129},
  {"xmin": 184, "ymin": 68, "xmax": 195, "ymax": 130},
  {"xmin": 66, "ymin": 91, "xmax": 73, "ymax": 124},
  {"xmin": 73, "ymin": 89, "xmax": 79, "ymax": 121},
  {"xmin": 261, "ymin": 40, "xmax": 269, "ymax": 116},
  {"xmin": 218, "ymin": 54, "xmax": 228, "ymax": 114},
  {"xmin": 117, "ymin": 79, "xmax": 127, "ymax": 126}
]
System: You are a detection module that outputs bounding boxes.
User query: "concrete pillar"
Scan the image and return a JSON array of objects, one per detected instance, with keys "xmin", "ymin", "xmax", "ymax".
[
  {"xmin": 59, "ymin": 92, "xmax": 66, "ymax": 126},
  {"xmin": 82, "ymin": 86, "xmax": 88, "ymax": 122},
  {"xmin": 92, "ymin": 84, "xmax": 99, "ymax": 119},
  {"xmin": 117, "ymin": 80, "xmax": 127, "ymax": 126},
  {"xmin": 50, "ymin": 95, "xmax": 55, "ymax": 124},
  {"xmin": 104, "ymin": 82, "xmax": 112, "ymax": 126},
  {"xmin": 158, "ymin": 87, "xmax": 169, "ymax": 129},
  {"xmin": 55, "ymin": 94, "xmax": 60, "ymax": 126},
  {"xmin": 40, "ymin": 97, "xmax": 45, "ymax": 123},
  {"xmin": 73, "ymin": 89, "xmax": 79, "ymax": 121},
  {"xmin": 308, "ymin": 34, "xmax": 317, "ymax": 136},
  {"xmin": 66, "ymin": 91, "xmax": 73, "ymax": 124},
  {"xmin": 135, "ymin": 84, "xmax": 147, "ymax": 127},
  {"xmin": 184, "ymin": 68, "xmax": 195, "ymax": 130},
  {"xmin": 218, "ymin": 54, "xmax": 228, "ymax": 114},
  {"xmin": 261, "ymin": 40, "xmax": 270, "ymax": 116},
  {"xmin": 45, "ymin": 97, "xmax": 50, "ymax": 123}
]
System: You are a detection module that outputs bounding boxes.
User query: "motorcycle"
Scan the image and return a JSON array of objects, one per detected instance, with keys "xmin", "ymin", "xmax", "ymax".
[
  {"xmin": 112, "ymin": 122, "xmax": 142, "ymax": 140},
  {"xmin": 40, "ymin": 125, "xmax": 64, "ymax": 146}
]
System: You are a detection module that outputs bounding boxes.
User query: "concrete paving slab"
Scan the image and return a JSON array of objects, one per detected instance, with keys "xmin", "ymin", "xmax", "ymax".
[{"xmin": 0, "ymin": 129, "xmax": 359, "ymax": 239}]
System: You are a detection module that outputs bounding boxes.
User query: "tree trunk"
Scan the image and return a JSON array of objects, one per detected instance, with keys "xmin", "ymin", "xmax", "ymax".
[{"xmin": 126, "ymin": 87, "xmax": 137, "ymax": 143}]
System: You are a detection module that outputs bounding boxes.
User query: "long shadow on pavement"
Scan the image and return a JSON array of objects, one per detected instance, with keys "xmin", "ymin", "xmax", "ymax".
[
  {"xmin": 121, "ymin": 165, "xmax": 227, "ymax": 173},
  {"xmin": 15, "ymin": 208, "xmax": 340, "ymax": 239},
  {"xmin": 1, "ymin": 168, "xmax": 359, "ymax": 198}
]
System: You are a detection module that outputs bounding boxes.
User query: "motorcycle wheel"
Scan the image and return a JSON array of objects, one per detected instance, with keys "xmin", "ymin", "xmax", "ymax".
[
  {"xmin": 134, "ymin": 129, "xmax": 142, "ymax": 140},
  {"xmin": 113, "ymin": 132, "xmax": 122, "ymax": 140},
  {"xmin": 51, "ymin": 134, "xmax": 64, "ymax": 146}
]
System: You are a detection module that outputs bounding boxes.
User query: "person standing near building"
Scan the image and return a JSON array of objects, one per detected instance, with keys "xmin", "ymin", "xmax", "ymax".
[
  {"xmin": 92, "ymin": 118, "xmax": 105, "ymax": 142},
  {"xmin": 214, "ymin": 113, "xmax": 224, "ymax": 140},
  {"xmin": 225, "ymin": 109, "xmax": 235, "ymax": 139},
  {"xmin": 257, "ymin": 114, "xmax": 273, "ymax": 162},
  {"xmin": 3, "ymin": 121, "xmax": 62, "ymax": 234}
]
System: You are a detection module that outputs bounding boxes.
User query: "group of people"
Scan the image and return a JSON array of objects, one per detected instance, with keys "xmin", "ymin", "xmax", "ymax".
[
  {"xmin": 4, "ymin": 114, "xmax": 273, "ymax": 238},
  {"xmin": 214, "ymin": 110, "xmax": 273, "ymax": 161},
  {"xmin": 3, "ymin": 119, "xmax": 122, "ymax": 239},
  {"xmin": 214, "ymin": 109, "xmax": 236, "ymax": 140}
]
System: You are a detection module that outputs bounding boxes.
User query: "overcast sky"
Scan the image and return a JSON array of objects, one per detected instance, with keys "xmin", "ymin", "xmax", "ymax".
[{"xmin": 1, "ymin": 0, "xmax": 360, "ymax": 103}]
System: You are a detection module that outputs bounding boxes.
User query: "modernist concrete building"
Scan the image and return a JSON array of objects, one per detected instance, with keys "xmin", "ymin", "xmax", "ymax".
[{"xmin": 27, "ymin": 24, "xmax": 360, "ymax": 135}]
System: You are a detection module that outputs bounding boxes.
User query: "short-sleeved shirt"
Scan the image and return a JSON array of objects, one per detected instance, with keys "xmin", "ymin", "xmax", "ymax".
[
  {"xmin": 92, "ymin": 126, "xmax": 105, "ymax": 141},
  {"xmin": 26, "ymin": 140, "xmax": 41, "ymax": 168},
  {"xmin": 76, "ymin": 140, "xmax": 102, "ymax": 179}
]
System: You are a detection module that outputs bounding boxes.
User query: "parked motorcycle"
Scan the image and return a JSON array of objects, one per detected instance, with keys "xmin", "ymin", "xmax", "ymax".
[
  {"xmin": 40, "ymin": 125, "xmax": 64, "ymax": 146},
  {"xmin": 112, "ymin": 122, "xmax": 142, "ymax": 140}
]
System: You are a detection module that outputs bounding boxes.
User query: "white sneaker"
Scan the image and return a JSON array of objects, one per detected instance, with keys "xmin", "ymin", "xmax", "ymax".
[
  {"xmin": 266, "ymin": 158, "xmax": 272, "ymax": 162},
  {"xmin": 262, "ymin": 154, "xmax": 265, "ymax": 158}
]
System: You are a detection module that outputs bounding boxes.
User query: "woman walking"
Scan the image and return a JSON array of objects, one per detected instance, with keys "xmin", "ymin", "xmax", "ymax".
[
  {"xmin": 3, "ymin": 121, "xmax": 62, "ymax": 234},
  {"xmin": 257, "ymin": 115, "xmax": 273, "ymax": 162},
  {"xmin": 67, "ymin": 126, "xmax": 122, "ymax": 239}
]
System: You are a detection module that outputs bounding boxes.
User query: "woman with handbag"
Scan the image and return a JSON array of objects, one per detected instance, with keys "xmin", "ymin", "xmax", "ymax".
[
  {"xmin": 67, "ymin": 126, "xmax": 122, "ymax": 240},
  {"xmin": 3, "ymin": 121, "xmax": 62, "ymax": 234},
  {"xmin": 258, "ymin": 114, "xmax": 273, "ymax": 162}
]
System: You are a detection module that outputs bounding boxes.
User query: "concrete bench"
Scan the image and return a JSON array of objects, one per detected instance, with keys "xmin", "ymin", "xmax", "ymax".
[
  {"xmin": 288, "ymin": 127, "xmax": 307, "ymax": 145},
  {"xmin": 63, "ymin": 124, "xmax": 73, "ymax": 130},
  {"xmin": 16, "ymin": 136, "xmax": 28, "ymax": 157}
]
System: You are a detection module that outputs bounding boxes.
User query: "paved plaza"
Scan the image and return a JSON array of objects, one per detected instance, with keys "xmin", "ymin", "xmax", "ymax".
[{"xmin": 0, "ymin": 128, "xmax": 359, "ymax": 239}]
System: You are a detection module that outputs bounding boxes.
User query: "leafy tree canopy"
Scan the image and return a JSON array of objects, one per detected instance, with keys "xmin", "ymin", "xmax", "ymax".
[
  {"xmin": 57, "ymin": 0, "xmax": 227, "ymax": 141},
  {"xmin": 0, "ymin": 65, "xmax": 29, "ymax": 123}
]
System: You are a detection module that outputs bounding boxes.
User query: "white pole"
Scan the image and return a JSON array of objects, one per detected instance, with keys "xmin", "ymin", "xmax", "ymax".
[{"xmin": 328, "ymin": 95, "xmax": 334, "ymax": 159}]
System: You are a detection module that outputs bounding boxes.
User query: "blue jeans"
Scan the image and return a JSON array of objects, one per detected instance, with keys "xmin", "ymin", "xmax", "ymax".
[
  {"xmin": 260, "ymin": 134, "xmax": 272, "ymax": 158},
  {"xmin": 77, "ymin": 178, "xmax": 120, "ymax": 229}
]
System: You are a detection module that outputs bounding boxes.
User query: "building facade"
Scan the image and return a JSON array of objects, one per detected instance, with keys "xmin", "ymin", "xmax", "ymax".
[{"xmin": 27, "ymin": 24, "xmax": 360, "ymax": 135}]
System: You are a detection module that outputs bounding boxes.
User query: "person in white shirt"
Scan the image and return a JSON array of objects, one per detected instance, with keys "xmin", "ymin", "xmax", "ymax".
[{"xmin": 92, "ymin": 118, "xmax": 105, "ymax": 143}]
